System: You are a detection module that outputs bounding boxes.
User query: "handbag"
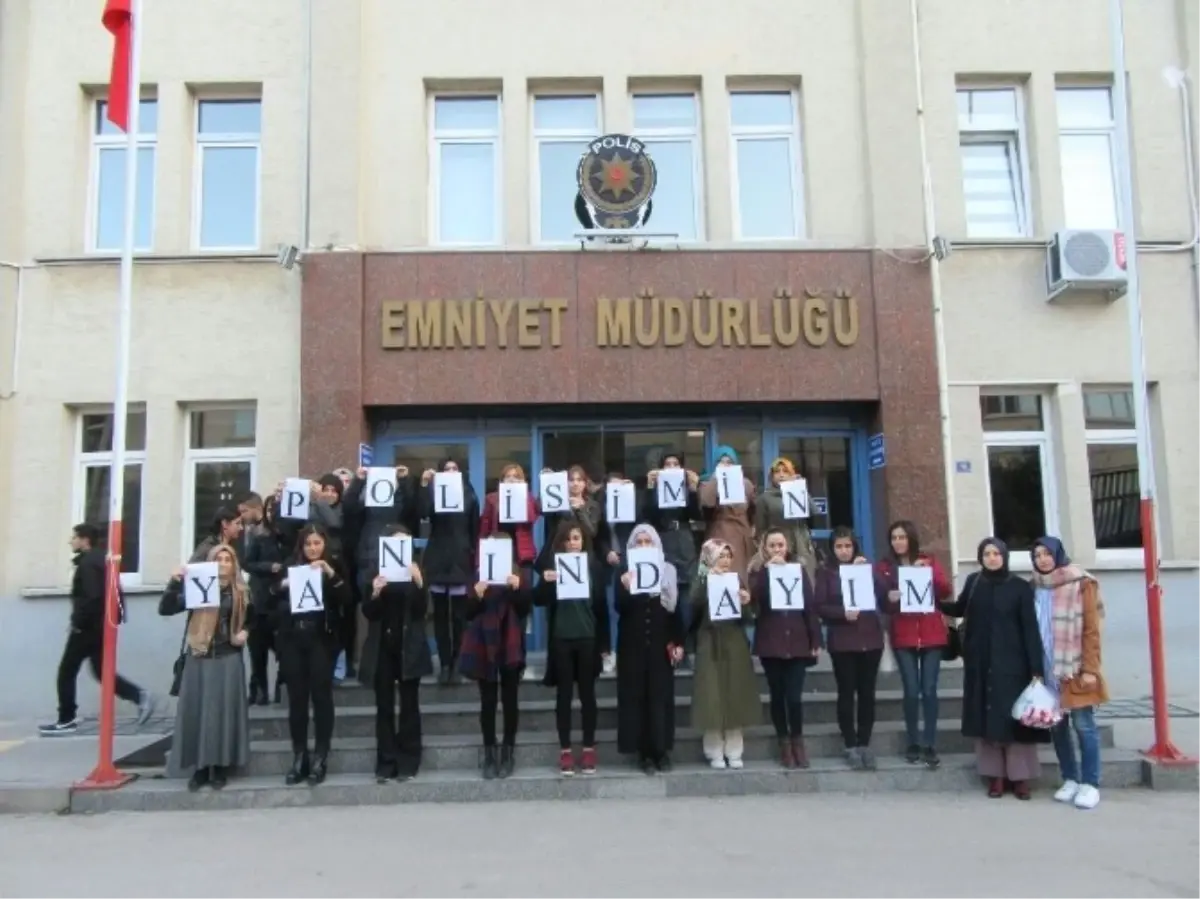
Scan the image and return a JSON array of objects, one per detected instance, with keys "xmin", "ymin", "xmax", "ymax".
[
  {"xmin": 168, "ymin": 625, "xmax": 189, "ymax": 698},
  {"xmin": 942, "ymin": 574, "xmax": 979, "ymax": 664}
]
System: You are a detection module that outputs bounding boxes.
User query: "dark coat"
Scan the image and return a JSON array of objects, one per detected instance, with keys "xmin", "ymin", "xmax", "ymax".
[
  {"xmin": 241, "ymin": 526, "xmax": 289, "ymax": 617},
  {"xmin": 534, "ymin": 499, "xmax": 602, "ymax": 571},
  {"xmin": 814, "ymin": 564, "xmax": 886, "ymax": 653},
  {"xmin": 614, "ymin": 579, "xmax": 683, "ymax": 756},
  {"xmin": 942, "ymin": 571, "xmax": 1049, "ymax": 745},
  {"xmin": 458, "ymin": 582, "xmax": 533, "ymax": 682},
  {"xmin": 358, "ymin": 581, "xmax": 434, "ymax": 684},
  {"xmin": 416, "ymin": 479, "xmax": 480, "ymax": 586},
  {"xmin": 749, "ymin": 567, "xmax": 821, "ymax": 661},
  {"xmin": 534, "ymin": 558, "xmax": 611, "ymax": 687},
  {"xmin": 343, "ymin": 473, "xmax": 419, "ymax": 576},
  {"xmin": 594, "ymin": 488, "xmax": 644, "ymax": 570},
  {"xmin": 69, "ymin": 547, "xmax": 107, "ymax": 633},
  {"xmin": 689, "ymin": 576, "xmax": 761, "ymax": 732},
  {"xmin": 267, "ymin": 566, "xmax": 349, "ymax": 644},
  {"xmin": 640, "ymin": 485, "xmax": 700, "ymax": 584}
]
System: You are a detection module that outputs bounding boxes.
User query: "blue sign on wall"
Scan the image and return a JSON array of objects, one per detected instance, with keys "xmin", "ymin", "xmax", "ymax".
[
  {"xmin": 812, "ymin": 496, "xmax": 829, "ymax": 515},
  {"xmin": 867, "ymin": 433, "xmax": 886, "ymax": 471},
  {"xmin": 358, "ymin": 443, "xmax": 374, "ymax": 468},
  {"xmin": 955, "ymin": 460, "xmax": 972, "ymax": 474}
]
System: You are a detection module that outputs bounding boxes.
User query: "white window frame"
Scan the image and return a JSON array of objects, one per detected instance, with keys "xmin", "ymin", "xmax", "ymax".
[
  {"xmin": 728, "ymin": 89, "xmax": 805, "ymax": 241},
  {"xmin": 980, "ymin": 390, "xmax": 1059, "ymax": 570},
  {"xmin": 86, "ymin": 98, "xmax": 158, "ymax": 253},
  {"xmin": 956, "ymin": 85, "xmax": 1034, "ymax": 239},
  {"xmin": 1083, "ymin": 388, "xmax": 1142, "ymax": 564},
  {"xmin": 631, "ymin": 92, "xmax": 705, "ymax": 242},
  {"xmin": 428, "ymin": 93, "xmax": 504, "ymax": 247},
  {"xmin": 1055, "ymin": 86, "xmax": 1120, "ymax": 230},
  {"xmin": 191, "ymin": 96, "xmax": 263, "ymax": 251},
  {"xmin": 529, "ymin": 92, "xmax": 601, "ymax": 245},
  {"xmin": 71, "ymin": 408, "xmax": 147, "ymax": 587},
  {"xmin": 180, "ymin": 404, "xmax": 259, "ymax": 561}
]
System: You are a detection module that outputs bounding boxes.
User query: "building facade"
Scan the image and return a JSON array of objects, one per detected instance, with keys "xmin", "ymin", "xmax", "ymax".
[{"xmin": 0, "ymin": 0, "xmax": 1197, "ymax": 633}]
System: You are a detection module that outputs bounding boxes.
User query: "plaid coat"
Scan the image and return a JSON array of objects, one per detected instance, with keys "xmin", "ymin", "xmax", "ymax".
[{"xmin": 458, "ymin": 583, "xmax": 533, "ymax": 682}]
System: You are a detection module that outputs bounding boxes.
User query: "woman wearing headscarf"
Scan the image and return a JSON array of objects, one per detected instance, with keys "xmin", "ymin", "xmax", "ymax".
[
  {"xmin": 417, "ymin": 457, "xmax": 480, "ymax": 685},
  {"xmin": 159, "ymin": 543, "xmax": 251, "ymax": 792},
  {"xmin": 941, "ymin": 537, "xmax": 1047, "ymax": 799},
  {"xmin": 753, "ymin": 457, "xmax": 818, "ymax": 576},
  {"xmin": 1030, "ymin": 536, "xmax": 1108, "ymax": 810},
  {"xmin": 698, "ymin": 446, "xmax": 756, "ymax": 580},
  {"xmin": 690, "ymin": 538, "xmax": 761, "ymax": 769},
  {"xmin": 615, "ymin": 523, "xmax": 683, "ymax": 774}
]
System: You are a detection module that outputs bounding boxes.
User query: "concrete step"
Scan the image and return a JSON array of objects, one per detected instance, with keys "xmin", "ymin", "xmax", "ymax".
[
  {"xmin": 243, "ymin": 721, "xmax": 1118, "ymax": 777},
  {"xmin": 70, "ymin": 750, "xmax": 1156, "ymax": 814},
  {"xmin": 249, "ymin": 690, "xmax": 965, "ymax": 740}
]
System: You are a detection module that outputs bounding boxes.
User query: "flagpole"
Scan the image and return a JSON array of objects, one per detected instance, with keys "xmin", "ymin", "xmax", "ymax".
[{"xmin": 77, "ymin": 0, "xmax": 143, "ymax": 790}]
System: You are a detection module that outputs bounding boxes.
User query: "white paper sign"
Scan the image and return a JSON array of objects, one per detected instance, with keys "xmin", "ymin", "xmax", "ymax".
[
  {"xmin": 899, "ymin": 565, "xmax": 936, "ymax": 614},
  {"xmin": 707, "ymin": 572, "xmax": 743, "ymax": 622},
  {"xmin": 478, "ymin": 538, "xmax": 513, "ymax": 585},
  {"xmin": 379, "ymin": 535, "xmax": 413, "ymax": 582},
  {"xmin": 184, "ymin": 562, "xmax": 221, "ymax": 610},
  {"xmin": 365, "ymin": 467, "xmax": 397, "ymax": 508},
  {"xmin": 780, "ymin": 478, "xmax": 810, "ymax": 519},
  {"xmin": 716, "ymin": 465, "xmax": 746, "ymax": 505},
  {"xmin": 281, "ymin": 478, "xmax": 311, "ymax": 520},
  {"xmin": 767, "ymin": 563, "xmax": 806, "ymax": 610},
  {"xmin": 627, "ymin": 547, "xmax": 664, "ymax": 595},
  {"xmin": 656, "ymin": 469, "xmax": 687, "ymax": 509},
  {"xmin": 554, "ymin": 552, "xmax": 590, "ymax": 600},
  {"xmin": 539, "ymin": 470, "xmax": 569, "ymax": 513},
  {"xmin": 498, "ymin": 482, "xmax": 529, "ymax": 523},
  {"xmin": 433, "ymin": 471, "xmax": 464, "ymax": 513},
  {"xmin": 606, "ymin": 481, "xmax": 636, "ymax": 523},
  {"xmin": 288, "ymin": 564, "xmax": 325, "ymax": 614},
  {"xmin": 839, "ymin": 563, "xmax": 876, "ymax": 612}
]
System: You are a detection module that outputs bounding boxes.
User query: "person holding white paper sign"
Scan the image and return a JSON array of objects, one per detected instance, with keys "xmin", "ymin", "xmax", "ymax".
[
  {"xmin": 458, "ymin": 535, "xmax": 533, "ymax": 780},
  {"xmin": 876, "ymin": 520, "xmax": 954, "ymax": 768},
  {"xmin": 416, "ymin": 458, "xmax": 480, "ymax": 685},
  {"xmin": 359, "ymin": 524, "xmax": 432, "ymax": 783},
  {"xmin": 689, "ymin": 539, "xmax": 761, "ymax": 770},
  {"xmin": 158, "ymin": 544, "xmax": 251, "ymax": 792},
  {"xmin": 269, "ymin": 523, "xmax": 349, "ymax": 787},
  {"xmin": 642, "ymin": 450, "xmax": 700, "ymax": 659},
  {"xmin": 748, "ymin": 529, "xmax": 821, "ymax": 769},
  {"xmin": 534, "ymin": 520, "xmax": 610, "ymax": 777},
  {"xmin": 698, "ymin": 446, "xmax": 756, "ymax": 580},
  {"xmin": 534, "ymin": 465, "xmax": 600, "ymax": 573},
  {"xmin": 815, "ymin": 527, "xmax": 885, "ymax": 771},
  {"xmin": 754, "ymin": 457, "xmax": 818, "ymax": 576},
  {"xmin": 480, "ymin": 463, "xmax": 541, "ymax": 575},
  {"xmin": 596, "ymin": 471, "xmax": 643, "ymax": 666},
  {"xmin": 241, "ymin": 495, "xmax": 288, "ymax": 706}
]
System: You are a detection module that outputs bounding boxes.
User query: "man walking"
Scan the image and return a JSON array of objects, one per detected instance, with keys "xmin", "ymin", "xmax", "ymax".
[{"xmin": 39, "ymin": 523, "xmax": 155, "ymax": 736}]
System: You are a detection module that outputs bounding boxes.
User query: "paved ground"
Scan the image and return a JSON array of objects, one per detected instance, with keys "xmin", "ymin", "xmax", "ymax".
[{"xmin": 1, "ymin": 791, "xmax": 1196, "ymax": 897}]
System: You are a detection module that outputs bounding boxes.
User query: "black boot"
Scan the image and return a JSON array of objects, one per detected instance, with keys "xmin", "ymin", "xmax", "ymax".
[
  {"xmin": 210, "ymin": 766, "xmax": 228, "ymax": 790},
  {"xmin": 308, "ymin": 751, "xmax": 329, "ymax": 786},
  {"xmin": 482, "ymin": 745, "xmax": 499, "ymax": 780},
  {"xmin": 273, "ymin": 682, "xmax": 284, "ymax": 704},
  {"xmin": 498, "ymin": 744, "xmax": 515, "ymax": 779},
  {"xmin": 438, "ymin": 665, "xmax": 452, "ymax": 686},
  {"xmin": 450, "ymin": 658, "xmax": 464, "ymax": 685},
  {"xmin": 187, "ymin": 767, "xmax": 210, "ymax": 792},
  {"xmin": 285, "ymin": 751, "xmax": 310, "ymax": 786}
]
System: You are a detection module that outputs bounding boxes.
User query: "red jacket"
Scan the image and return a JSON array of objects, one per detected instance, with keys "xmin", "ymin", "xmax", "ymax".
[
  {"xmin": 480, "ymin": 492, "xmax": 540, "ymax": 565},
  {"xmin": 875, "ymin": 555, "xmax": 953, "ymax": 650}
]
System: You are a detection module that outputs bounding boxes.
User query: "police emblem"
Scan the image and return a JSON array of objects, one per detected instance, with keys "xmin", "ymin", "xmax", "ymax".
[{"xmin": 574, "ymin": 133, "xmax": 657, "ymax": 231}]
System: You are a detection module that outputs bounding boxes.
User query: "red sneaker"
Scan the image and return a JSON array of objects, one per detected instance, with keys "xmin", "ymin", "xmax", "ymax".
[
  {"xmin": 580, "ymin": 746, "xmax": 597, "ymax": 776},
  {"xmin": 559, "ymin": 748, "xmax": 575, "ymax": 777}
]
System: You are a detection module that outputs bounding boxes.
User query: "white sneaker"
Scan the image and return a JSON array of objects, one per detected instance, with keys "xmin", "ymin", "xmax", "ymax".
[
  {"xmin": 1053, "ymin": 780, "xmax": 1080, "ymax": 803},
  {"xmin": 602, "ymin": 654, "xmax": 616, "ymax": 675},
  {"xmin": 728, "ymin": 757, "xmax": 744, "ymax": 770},
  {"xmin": 1074, "ymin": 784, "xmax": 1100, "ymax": 809},
  {"xmin": 709, "ymin": 756, "xmax": 726, "ymax": 770}
]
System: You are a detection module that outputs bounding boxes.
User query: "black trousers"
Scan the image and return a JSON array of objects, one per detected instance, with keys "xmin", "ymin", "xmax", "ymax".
[
  {"xmin": 247, "ymin": 613, "xmax": 278, "ymax": 689},
  {"xmin": 760, "ymin": 657, "xmax": 809, "ymax": 738},
  {"xmin": 552, "ymin": 638, "xmax": 598, "ymax": 749},
  {"xmin": 56, "ymin": 627, "xmax": 141, "ymax": 723},
  {"xmin": 278, "ymin": 627, "xmax": 335, "ymax": 753},
  {"xmin": 432, "ymin": 591, "xmax": 468, "ymax": 669},
  {"xmin": 479, "ymin": 668, "xmax": 521, "ymax": 747},
  {"xmin": 830, "ymin": 648, "xmax": 883, "ymax": 749},
  {"xmin": 374, "ymin": 648, "xmax": 422, "ymax": 777}
]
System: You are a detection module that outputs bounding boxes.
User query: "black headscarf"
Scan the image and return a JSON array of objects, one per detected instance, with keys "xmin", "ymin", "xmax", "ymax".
[{"xmin": 976, "ymin": 536, "xmax": 1010, "ymax": 580}]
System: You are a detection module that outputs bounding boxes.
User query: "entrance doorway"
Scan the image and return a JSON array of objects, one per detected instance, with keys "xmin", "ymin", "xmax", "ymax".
[{"xmin": 539, "ymin": 425, "xmax": 708, "ymax": 484}]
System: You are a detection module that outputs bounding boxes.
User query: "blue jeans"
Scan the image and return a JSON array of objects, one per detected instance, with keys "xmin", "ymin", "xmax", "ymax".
[
  {"xmin": 894, "ymin": 647, "xmax": 942, "ymax": 747},
  {"xmin": 1053, "ymin": 706, "xmax": 1101, "ymax": 787}
]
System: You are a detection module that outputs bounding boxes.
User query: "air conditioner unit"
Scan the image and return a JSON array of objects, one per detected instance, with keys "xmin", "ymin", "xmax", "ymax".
[{"xmin": 1046, "ymin": 229, "xmax": 1129, "ymax": 301}]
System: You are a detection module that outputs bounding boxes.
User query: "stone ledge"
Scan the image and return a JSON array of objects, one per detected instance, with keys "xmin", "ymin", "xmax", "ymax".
[{"xmin": 0, "ymin": 785, "xmax": 71, "ymax": 815}]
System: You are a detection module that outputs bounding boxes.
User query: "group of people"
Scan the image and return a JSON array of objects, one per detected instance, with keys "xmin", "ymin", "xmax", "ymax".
[{"xmin": 44, "ymin": 445, "xmax": 1110, "ymax": 810}]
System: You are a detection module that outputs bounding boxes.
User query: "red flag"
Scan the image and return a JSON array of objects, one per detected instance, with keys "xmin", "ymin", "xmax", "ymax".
[{"xmin": 102, "ymin": 0, "xmax": 132, "ymax": 132}]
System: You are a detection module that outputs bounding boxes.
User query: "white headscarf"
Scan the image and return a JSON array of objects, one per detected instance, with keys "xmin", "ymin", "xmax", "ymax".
[{"xmin": 625, "ymin": 523, "xmax": 679, "ymax": 612}]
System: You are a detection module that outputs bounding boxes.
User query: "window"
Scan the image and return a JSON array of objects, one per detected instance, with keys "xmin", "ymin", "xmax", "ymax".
[
  {"xmin": 532, "ymin": 95, "xmax": 599, "ymax": 243},
  {"xmin": 981, "ymin": 393, "xmax": 1056, "ymax": 554},
  {"xmin": 1084, "ymin": 387, "xmax": 1141, "ymax": 554},
  {"xmin": 431, "ymin": 96, "xmax": 502, "ymax": 245},
  {"xmin": 90, "ymin": 99, "xmax": 157, "ymax": 252},
  {"xmin": 184, "ymin": 407, "xmax": 257, "ymax": 557},
  {"xmin": 1056, "ymin": 87, "xmax": 1118, "ymax": 230},
  {"xmin": 957, "ymin": 87, "xmax": 1031, "ymax": 238},
  {"xmin": 632, "ymin": 94, "xmax": 703, "ymax": 240},
  {"xmin": 729, "ymin": 91, "xmax": 803, "ymax": 239},
  {"xmin": 74, "ymin": 409, "xmax": 147, "ymax": 583},
  {"xmin": 194, "ymin": 99, "xmax": 262, "ymax": 249}
]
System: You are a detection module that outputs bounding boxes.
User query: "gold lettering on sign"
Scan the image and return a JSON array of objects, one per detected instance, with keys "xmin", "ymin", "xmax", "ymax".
[
  {"xmin": 803, "ymin": 289, "xmax": 829, "ymax": 347},
  {"xmin": 445, "ymin": 300, "xmax": 473, "ymax": 348},
  {"xmin": 634, "ymin": 289, "xmax": 660, "ymax": 347},
  {"xmin": 833, "ymin": 289, "xmax": 859, "ymax": 346},
  {"xmin": 773, "ymin": 289, "xmax": 800, "ymax": 347},
  {"xmin": 692, "ymin": 292, "xmax": 718, "ymax": 347},
  {"xmin": 410, "ymin": 300, "xmax": 442, "ymax": 348},
  {"xmin": 662, "ymin": 298, "xmax": 686, "ymax": 346},
  {"xmin": 381, "ymin": 300, "xmax": 407, "ymax": 349},
  {"xmin": 597, "ymin": 298, "xmax": 632, "ymax": 347}
]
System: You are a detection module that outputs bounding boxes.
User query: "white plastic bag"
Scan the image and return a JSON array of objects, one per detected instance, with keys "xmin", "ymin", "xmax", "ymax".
[{"xmin": 1011, "ymin": 680, "xmax": 1062, "ymax": 729}]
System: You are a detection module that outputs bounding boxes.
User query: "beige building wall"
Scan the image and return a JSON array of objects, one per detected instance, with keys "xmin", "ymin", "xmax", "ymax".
[{"xmin": 0, "ymin": 0, "xmax": 1196, "ymax": 597}]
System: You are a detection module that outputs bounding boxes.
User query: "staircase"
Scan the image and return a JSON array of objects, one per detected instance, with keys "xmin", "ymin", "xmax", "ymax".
[{"xmin": 68, "ymin": 654, "xmax": 1162, "ymax": 814}]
